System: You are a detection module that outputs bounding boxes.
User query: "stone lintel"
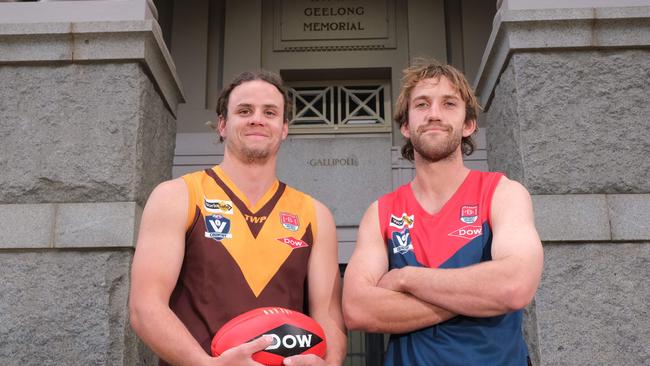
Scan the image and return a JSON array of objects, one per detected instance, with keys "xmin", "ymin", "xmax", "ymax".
[
  {"xmin": 0, "ymin": 20, "xmax": 185, "ymax": 116},
  {"xmin": 0, "ymin": 0, "xmax": 158, "ymax": 24},
  {"xmin": 474, "ymin": 5, "xmax": 650, "ymax": 108},
  {"xmin": 0, "ymin": 202, "xmax": 142, "ymax": 249},
  {"xmin": 533, "ymin": 193, "xmax": 650, "ymax": 242}
]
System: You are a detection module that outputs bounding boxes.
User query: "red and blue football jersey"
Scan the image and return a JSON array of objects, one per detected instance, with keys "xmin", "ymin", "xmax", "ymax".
[{"xmin": 378, "ymin": 170, "xmax": 529, "ymax": 366}]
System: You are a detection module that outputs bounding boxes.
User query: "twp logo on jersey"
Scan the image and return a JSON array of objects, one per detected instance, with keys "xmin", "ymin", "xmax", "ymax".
[
  {"xmin": 460, "ymin": 204, "xmax": 478, "ymax": 224},
  {"xmin": 389, "ymin": 213, "xmax": 415, "ymax": 229},
  {"xmin": 204, "ymin": 198, "xmax": 234, "ymax": 214},
  {"xmin": 391, "ymin": 228, "xmax": 414, "ymax": 255},
  {"xmin": 245, "ymin": 214, "xmax": 267, "ymax": 224},
  {"xmin": 277, "ymin": 236, "xmax": 309, "ymax": 249},
  {"xmin": 256, "ymin": 324, "xmax": 323, "ymax": 357},
  {"xmin": 205, "ymin": 214, "xmax": 232, "ymax": 240},
  {"xmin": 448, "ymin": 225, "xmax": 482, "ymax": 240}
]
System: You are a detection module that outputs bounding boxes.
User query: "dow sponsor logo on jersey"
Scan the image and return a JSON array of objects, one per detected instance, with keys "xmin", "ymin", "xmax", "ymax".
[
  {"xmin": 448, "ymin": 225, "xmax": 482, "ymax": 240},
  {"xmin": 204, "ymin": 198, "xmax": 234, "ymax": 214},
  {"xmin": 279, "ymin": 212, "xmax": 300, "ymax": 232},
  {"xmin": 277, "ymin": 236, "xmax": 309, "ymax": 249},
  {"xmin": 460, "ymin": 204, "xmax": 478, "ymax": 224},
  {"xmin": 389, "ymin": 213, "xmax": 415, "ymax": 229},
  {"xmin": 205, "ymin": 214, "xmax": 232, "ymax": 240},
  {"xmin": 391, "ymin": 228, "xmax": 414, "ymax": 255}
]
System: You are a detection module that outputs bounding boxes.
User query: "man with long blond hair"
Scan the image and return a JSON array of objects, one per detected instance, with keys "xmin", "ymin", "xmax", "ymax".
[{"xmin": 343, "ymin": 59, "xmax": 543, "ymax": 365}]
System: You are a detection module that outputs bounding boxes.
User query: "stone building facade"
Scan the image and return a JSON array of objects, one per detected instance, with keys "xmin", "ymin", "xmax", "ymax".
[{"xmin": 0, "ymin": 0, "xmax": 647, "ymax": 364}]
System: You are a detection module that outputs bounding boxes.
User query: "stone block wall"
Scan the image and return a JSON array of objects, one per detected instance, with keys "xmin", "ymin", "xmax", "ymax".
[
  {"xmin": 0, "ymin": 10, "xmax": 183, "ymax": 365},
  {"xmin": 0, "ymin": 63, "xmax": 176, "ymax": 205},
  {"xmin": 477, "ymin": 5, "xmax": 650, "ymax": 365},
  {"xmin": 487, "ymin": 50, "xmax": 650, "ymax": 195}
]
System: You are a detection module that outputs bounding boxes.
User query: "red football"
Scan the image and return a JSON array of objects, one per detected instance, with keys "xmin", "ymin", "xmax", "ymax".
[{"xmin": 210, "ymin": 307, "xmax": 327, "ymax": 366}]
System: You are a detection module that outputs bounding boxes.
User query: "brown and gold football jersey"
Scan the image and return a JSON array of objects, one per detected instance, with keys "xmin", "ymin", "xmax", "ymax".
[{"xmin": 168, "ymin": 166, "xmax": 317, "ymax": 354}]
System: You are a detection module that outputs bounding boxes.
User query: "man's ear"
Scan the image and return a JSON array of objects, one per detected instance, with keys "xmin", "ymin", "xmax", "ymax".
[
  {"xmin": 218, "ymin": 116, "xmax": 227, "ymax": 139},
  {"xmin": 400, "ymin": 121, "xmax": 410, "ymax": 139},
  {"xmin": 281, "ymin": 119, "xmax": 289, "ymax": 140},
  {"xmin": 463, "ymin": 118, "xmax": 477, "ymax": 137}
]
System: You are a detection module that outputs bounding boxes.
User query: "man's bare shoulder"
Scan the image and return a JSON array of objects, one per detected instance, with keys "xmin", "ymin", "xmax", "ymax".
[
  {"xmin": 493, "ymin": 176, "xmax": 532, "ymax": 203},
  {"xmin": 145, "ymin": 178, "xmax": 188, "ymax": 211},
  {"xmin": 311, "ymin": 197, "xmax": 334, "ymax": 219}
]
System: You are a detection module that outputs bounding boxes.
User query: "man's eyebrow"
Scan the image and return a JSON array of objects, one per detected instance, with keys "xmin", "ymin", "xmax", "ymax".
[
  {"xmin": 442, "ymin": 94, "xmax": 461, "ymax": 100},
  {"xmin": 234, "ymin": 103, "xmax": 280, "ymax": 108},
  {"xmin": 411, "ymin": 94, "xmax": 430, "ymax": 101}
]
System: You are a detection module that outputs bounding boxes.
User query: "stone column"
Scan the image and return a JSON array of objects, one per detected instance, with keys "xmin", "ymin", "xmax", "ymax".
[
  {"xmin": 475, "ymin": 2, "xmax": 650, "ymax": 365},
  {"xmin": 0, "ymin": 1, "xmax": 184, "ymax": 364}
]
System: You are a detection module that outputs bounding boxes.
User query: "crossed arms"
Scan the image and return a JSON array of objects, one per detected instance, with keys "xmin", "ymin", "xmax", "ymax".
[{"xmin": 342, "ymin": 178, "xmax": 544, "ymax": 333}]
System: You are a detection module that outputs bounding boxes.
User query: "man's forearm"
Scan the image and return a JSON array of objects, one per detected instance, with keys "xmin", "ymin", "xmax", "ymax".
[
  {"xmin": 389, "ymin": 261, "xmax": 531, "ymax": 317},
  {"xmin": 130, "ymin": 302, "xmax": 212, "ymax": 366},
  {"xmin": 320, "ymin": 320, "xmax": 347, "ymax": 366},
  {"xmin": 344, "ymin": 285, "xmax": 455, "ymax": 334}
]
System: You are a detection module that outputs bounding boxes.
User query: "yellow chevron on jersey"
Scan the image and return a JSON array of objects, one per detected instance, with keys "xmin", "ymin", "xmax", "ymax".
[{"xmin": 181, "ymin": 166, "xmax": 318, "ymax": 297}]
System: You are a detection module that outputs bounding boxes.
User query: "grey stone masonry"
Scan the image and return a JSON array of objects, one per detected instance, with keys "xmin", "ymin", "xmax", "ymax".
[
  {"xmin": 0, "ymin": 4, "xmax": 183, "ymax": 365},
  {"xmin": 476, "ymin": 5, "xmax": 650, "ymax": 366},
  {"xmin": 0, "ymin": 202, "xmax": 142, "ymax": 249},
  {"xmin": 0, "ymin": 62, "xmax": 177, "ymax": 206},
  {"xmin": 532, "ymin": 194, "xmax": 650, "ymax": 242},
  {"xmin": 486, "ymin": 50, "xmax": 650, "ymax": 194},
  {"xmin": 0, "ymin": 19, "xmax": 184, "ymax": 205},
  {"xmin": 536, "ymin": 243, "xmax": 650, "ymax": 365},
  {"xmin": 0, "ymin": 250, "xmax": 156, "ymax": 366}
]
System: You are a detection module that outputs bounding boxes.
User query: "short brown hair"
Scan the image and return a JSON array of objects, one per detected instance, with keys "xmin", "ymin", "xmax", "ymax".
[
  {"xmin": 214, "ymin": 70, "xmax": 292, "ymax": 141},
  {"xmin": 394, "ymin": 59, "xmax": 480, "ymax": 161}
]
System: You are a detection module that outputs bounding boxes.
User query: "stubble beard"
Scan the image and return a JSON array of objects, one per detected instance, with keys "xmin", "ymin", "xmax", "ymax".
[
  {"xmin": 241, "ymin": 145, "xmax": 271, "ymax": 164},
  {"xmin": 228, "ymin": 138, "xmax": 280, "ymax": 165},
  {"xmin": 410, "ymin": 126, "xmax": 462, "ymax": 163}
]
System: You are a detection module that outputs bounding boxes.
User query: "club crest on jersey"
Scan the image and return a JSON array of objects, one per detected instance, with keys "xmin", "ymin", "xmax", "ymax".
[
  {"xmin": 205, "ymin": 214, "xmax": 232, "ymax": 240},
  {"xmin": 391, "ymin": 228, "xmax": 414, "ymax": 255},
  {"xmin": 460, "ymin": 205, "xmax": 478, "ymax": 224},
  {"xmin": 277, "ymin": 236, "xmax": 309, "ymax": 249},
  {"xmin": 204, "ymin": 198, "xmax": 234, "ymax": 215},
  {"xmin": 448, "ymin": 225, "xmax": 482, "ymax": 240},
  {"xmin": 389, "ymin": 213, "xmax": 415, "ymax": 229},
  {"xmin": 279, "ymin": 212, "xmax": 300, "ymax": 232}
]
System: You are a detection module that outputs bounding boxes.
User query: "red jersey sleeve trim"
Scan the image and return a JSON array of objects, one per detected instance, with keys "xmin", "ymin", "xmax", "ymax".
[{"xmin": 483, "ymin": 171, "xmax": 504, "ymax": 228}]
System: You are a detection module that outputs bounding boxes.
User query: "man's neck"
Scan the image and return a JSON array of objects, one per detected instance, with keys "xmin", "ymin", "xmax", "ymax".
[
  {"xmin": 410, "ymin": 151, "xmax": 470, "ymax": 215},
  {"xmin": 219, "ymin": 153, "xmax": 278, "ymax": 207}
]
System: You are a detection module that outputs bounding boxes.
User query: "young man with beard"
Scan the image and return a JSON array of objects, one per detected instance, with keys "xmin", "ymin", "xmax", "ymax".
[
  {"xmin": 129, "ymin": 71, "xmax": 346, "ymax": 366},
  {"xmin": 342, "ymin": 60, "xmax": 543, "ymax": 365}
]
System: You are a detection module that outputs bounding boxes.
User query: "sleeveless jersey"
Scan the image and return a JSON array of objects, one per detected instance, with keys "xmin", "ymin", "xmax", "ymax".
[
  {"xmin": 378, "ymin": 170, "xmax": 529, "ymax": 366},
  {"xmin": 166, "ymin": 166, "xmax": 317, "ymax": 361}
]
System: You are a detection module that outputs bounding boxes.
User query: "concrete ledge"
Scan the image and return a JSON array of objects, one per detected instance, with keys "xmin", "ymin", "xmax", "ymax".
[
  {"xmin": 474, "ymin": 6, "xmax": 650, "ymax": 108},
  {"xmin": 608, "ymin": 194, "xmax": 650, "ymax": 241},
  {"xmin": 0, "ymin": 20, "xmax": 184, "ymax": 116},
  {"xmin": 0, "ymin": 204, "xmax": 56, "ymax": 248},
  {"xmin": 533, "ymin": 193, "xmax": 650, "ymax": 242},
  {"xmin": 0, "ymin": 202, "xmax": 142, "ymax": 249},
  {"xmin": 0, "ymin": 0, "xmax": 157, "ymax": 24},
  {"xmin": 55, "ymin": 202, "xmax": 143, "ymax": 248},
  {"xmin": 533, "ymin": 194, "xmax": 611, "ymax": 242}
]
